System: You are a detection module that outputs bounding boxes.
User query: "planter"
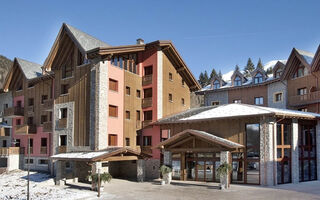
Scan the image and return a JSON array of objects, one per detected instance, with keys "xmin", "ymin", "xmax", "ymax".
[{"xmin": 163, "ymin": 172, "xmax": 172, "ymax": 184}]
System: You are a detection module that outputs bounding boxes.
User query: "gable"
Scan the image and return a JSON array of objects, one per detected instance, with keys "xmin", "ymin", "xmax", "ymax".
[
  {"xmin": 3, "ymin": 60, "xmax": 26, "ymax": 92},
  {"xmin": 311, "ymin": 45, "xmax": 320, "ymax": 72}
]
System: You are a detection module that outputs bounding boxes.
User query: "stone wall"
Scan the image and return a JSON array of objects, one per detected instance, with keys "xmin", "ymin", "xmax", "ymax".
[
  {"xmin": 23, "ymin": 156, "xmax": 50, "ymax": 172},
  {"xmin": 145, "ymin": 159, "xmax": 160, "ymax": 179},
  {"xmin": 267, "ymin": 80, "xmax": 287, "ymax": 109},
  {"xmin": 190, "ymin": 92, "xmax": 204, "ymax": 108},
  {"xmin": 204, "ymin": 90, "xmax": 228, "ymax": 106}
]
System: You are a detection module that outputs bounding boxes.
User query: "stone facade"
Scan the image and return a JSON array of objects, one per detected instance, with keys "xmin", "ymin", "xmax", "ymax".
[
  {"xmin": 291, "ymin": 119, "xmax": 299, "ymax": 183},
  {"xmin": 0, "ymin": 91, "xmax": 12, "ymax": 147},
  {"xmin": 220, "ymin": 151, "xmax": 230, "ymax": 189},
  {"xmin": 145, "ymin": 159, "xmax": 160, "ymax": 179},
  {"xmin": 267, "ymin": 80, "xmax": 287, "ymax": 109},
  {"xmin": 204, "ymin": 90, "xmax": 228, "ymax": 106},
  {"xmin": 24, "ymin": 156, "xmax": 50, "ymax": 172}
]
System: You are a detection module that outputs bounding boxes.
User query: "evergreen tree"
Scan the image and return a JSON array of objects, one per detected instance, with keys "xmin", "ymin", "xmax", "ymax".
[
  {"xmin": 235, "ymin": 65, "xmax": 240, "ymax": 71},
  {"xmin": 209, "ymin": 68, "xmax": 217, "ymax": 81},
  {"xmin": 218, "ymin": 70, "xmax": 222, "ymax": 79},
  {"xmin": 257, "ymin": 58, "xmax": 264, "ymax": 69},
  {"xmin": 198, "ymin": 71, "xmax": 210, "ymax": 88},
  {"xmin": 198, "ymin": 72, "xmax": 205, "ymax": 88},
  {"xmin": 266, "ymin": 67, "xmax": 273, "ymax": 75},
  {"xmin": 203, "ymin": 70, "xmax": 209, "ymax": 85},
  {"xmin": 243, "ymin": 58, "xmax": 255, "ymax": 77}
]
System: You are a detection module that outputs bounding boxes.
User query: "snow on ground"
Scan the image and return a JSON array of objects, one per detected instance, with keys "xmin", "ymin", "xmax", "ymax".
[{"xmin": 0, "ymin": 170, "xmax": 95, "ymax": 200}]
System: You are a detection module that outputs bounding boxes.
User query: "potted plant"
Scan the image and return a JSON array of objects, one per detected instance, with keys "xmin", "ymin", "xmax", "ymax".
[
  {"xmin": 160, "ymin": 165, "xmax": 172, "ymax": 185},
  {"xmin": 216, "ymin": 162, "xmax": 232, "ymax": 190},
  {"xmin": 88, "ymin": 172, "xmax": 112, "ymax": 191}
]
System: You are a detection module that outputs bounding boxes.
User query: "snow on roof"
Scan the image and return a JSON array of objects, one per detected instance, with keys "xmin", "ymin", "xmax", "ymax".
[
  {"xmin": 178, "ymin": 104, "xmax": 320, "ymax": 122},
  {"xmin": 263, "ymin": 60, "xmax": 287, "ymax": 71},
  {"xmin": 51, "ymin": 147, "xmax": 122, "ymax": 160},
  {"xmin": 296, "ymin": 49, "xmax": 314, "ymax": 65}
]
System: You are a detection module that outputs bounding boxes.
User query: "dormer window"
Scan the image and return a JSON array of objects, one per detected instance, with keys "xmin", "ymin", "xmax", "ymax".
[
  {"xmin": 293, "ymin": 66, "xmax": 304, "ymax": 78},
  {"xmin": 254, "ymin": 72, "xmax": 263, "ymax": 84},
  {"xmin": 234, "ymin": 76, "xmax": 241, "ymax": 86},
  {"xmin": 275, "ymin": 69, "xmax": 282, "ymax": 78},
  {"xmin": 213, "ymin": 80, "xmax": 220, "ymax": 89}
]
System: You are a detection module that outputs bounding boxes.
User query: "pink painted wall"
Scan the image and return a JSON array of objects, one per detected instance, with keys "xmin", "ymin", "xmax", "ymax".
[
  {"xmin": 108, "ymin": 62, "xmax": 124, "ymax": 147},
  {"xmin": 12, "ymin": 95, "xmax": 51, "ymax": 157},
  {"xmin": 142, "ymin": 126, "xmax": 161, "ymax": 159}
]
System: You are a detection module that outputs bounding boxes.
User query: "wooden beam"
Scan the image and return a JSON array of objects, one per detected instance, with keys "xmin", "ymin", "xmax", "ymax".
[
  {"xmin": 169, "ymin": 148, "xmax": 229, "ymax": 153},
  {"xmin": 99, "ymin": 156, "xmax": 138, "ymax": 162},
  {"xmin": 167, "ymin": 136, "xmax": 194, "ymax": 149}
]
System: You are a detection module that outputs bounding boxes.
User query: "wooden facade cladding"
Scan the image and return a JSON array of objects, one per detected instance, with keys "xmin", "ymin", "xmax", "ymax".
[
  {"xmin": 162, "ymin": 53, "xmax": 191, "ymax": 118},
  {"xmin": 52, "ymin": 33, "xmax": 91, "ymax": 147},
  {"xmin": 227, "ymin": 85, "xmax": 268, "ymax": 106}
]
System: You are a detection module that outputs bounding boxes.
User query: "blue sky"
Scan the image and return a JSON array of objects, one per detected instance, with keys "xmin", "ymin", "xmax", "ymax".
[{"xmin": 1, "ymin": 0, "xmax": 320, "ymax": 79}]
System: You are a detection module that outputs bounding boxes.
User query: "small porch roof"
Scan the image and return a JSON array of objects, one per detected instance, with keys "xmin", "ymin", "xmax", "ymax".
[
  {"xmin": 51, "ymin": 147, "xmax": 148, "ymax": 162},
  {"xmin": 154, "ymin": 129, "xmax": 244, "ymax": 150}
]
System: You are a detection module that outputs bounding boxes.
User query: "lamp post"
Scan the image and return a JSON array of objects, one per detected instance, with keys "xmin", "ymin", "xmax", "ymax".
[{"xmin": 27, "ymin": 136, "xmax": 30, "ymax": 200}]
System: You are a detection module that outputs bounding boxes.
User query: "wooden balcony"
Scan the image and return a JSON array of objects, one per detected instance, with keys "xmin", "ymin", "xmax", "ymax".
[
  {"xmin": 0, "ymin": 147, "xmax": 22, "ymax": 156},
  {"xmin": 0, "ymin": 128, "xmax": 10, "ymax": 137},
  {"xmin": 288, "ymin": 90, "xmax": 320, "ymax": 107},
  {"xmin": 141, "ymin": 146, "xmax": 152, "ymax": 155},
  {"xmin": 40, "ymin": 147, "xmax": 47, "ymax": 154},
  {"xmin": 142, "ymin": 120, "xmax": 152, "ymax": 128},
  {"xmin": 42, "ymin": 99, "xmax": 53, "ymax": 111},
  {"xmin": 3, "ymin": 107, "xmax": 24, "ymax": 118},
  {"xmin": 58, "ymin": 146, "xmax": 67, "ymax": 153},
  {"xmin": 57, "ymin": 118, "xmax": 67, "ymax": 129},
  {"xmin": 15, "ymin": 124, "xmax": 37, "ymax": 135},
  {"xmin": 142, "ymin": 75, "xmax": 152, "ymax": 86},
  {"xmin": 142, "ymin": 97, "xmax": 152, "ymax": 108},
  {"xmin": 42, "ymin": 121, "xmax": 52, "ymax": 132},
  {"xmin": 27, "ymin": 106, "xmax": 34, "ymax": 113}
]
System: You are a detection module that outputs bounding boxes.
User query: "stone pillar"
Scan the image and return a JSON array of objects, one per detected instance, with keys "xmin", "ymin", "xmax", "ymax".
[
  {"xmin": 91, "ymin": 162, "xmax": 102, "ymax": 190},
  {"xmin": 163, "ymin": 151, "xmax": 172, "ymax": 166},
  {"xmin": 291, "ymin": 119, "xmax": 299, "ymax": 183},
  {"xmin": 220, "ymin": 151, "xmax": 230, "ymax": 189},
  {"xmin": 317, "ymin": 121, "xmax": 320, "ymax": 181},
  {"xmin": 55, "ymin": 160, "xmax": 65, "ymax": 185},
  {"xmin": 260, "ymin": 117, "xmax": 275, "ymax": 186},
  {"xmin": 137, "ymin": 159, "xmax": 146, "ymax": 182}
]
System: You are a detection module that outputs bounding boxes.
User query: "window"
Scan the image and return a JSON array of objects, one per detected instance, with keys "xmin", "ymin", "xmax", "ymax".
[
  {"xmin": 49, "ymin": 112, "xmax": 52, "ymax": 121},
  {"xmin": 60, "ymin": 108, "xmax": 68, "ymax": 119},
  {"xmin": 254, "ymin": 97, "xmax": 263, "ymax": 105},
  {"xmin": 25, "ymin": 159, "xmax": 34, "ymax": 164},
  {"xmin": 28, "ymin": 98, "xmax": 34, "ymax": 106},
  {"xmin": 16, "ymin": 119, "xmax": 21, "ymax": 125},
  {"xmin": 109, "ymin": 79, "xmax": 118, "ymax": 92},
  {"xmin": 182, "ymin": 80, "xmax": 185, "ymax": 87},
  {"xmin": 136, "ymin": 110, "xmax": 141, "ymax": 121},
  {"xmin": 233, "ymin": 99, "xmax": 241, "ymax": 103},
  {"xmin": 275, "ymin": 69, "xmax": 282, "ymax": 78},
  {"xmin": 169, "ymin": 93, "xmax": 173, "ymax": 102},
  {"xmin": 3, "ymin": 104, "xmax": 8, "ymax": 109},
  {"xmin": 136, "ymin": 90, "xmax": 141, "ymax": 98},
  {"xmin": 27, "ymin": 117, "xmax": 34, "ymax": 125},
  {"xmin": 65, "ymin": 161, "xmax": 71, "ymax": 169},
  {"xmin": 2, "ymin": 140, "xmax": 7, "ymax": 147},
  {"xmin": 41, "ymin": 95, "xmax": 48, "ymax": 104},
  {"xmin": 4, "ymin": 128, "xmax": 10, "ymax": 136},
  {"xmin": 108, "ymin": 134, "xmax": 118, "ymax": 146},
  {"xmin": 39, "ymin": 159, "xmax": 48, "ymax": 165},
  {"xmin": 136, "ymin": 135, "xmax": 141, "ymax": 146},
  {"xmin": 246, "ymin": 124, "xmax": 260, "ymax": 184},
  {"xmin": 234, "ymin": 76, "xmax": 241, "ymax": 86},
  {"xmin": 144, "ymin": 110, "xmax": 152, "ymax": 121},
  {"xmin": 15, "ymin": 139, "xmax": 20, "ymax": 147},
  {"xmin": 60, "ymin": 135, "xmax": 67, "ymax": 146},
  {"xmin": 126, "ymin": 86, "xmax": 131, "ymax": 95},
  {"xmin": 181, "ymin": 98, "xmax": 185, "ymax": 106},
  {"xmin": 254, "ymin": 72, "xmax": 263, "ymax": 84},
  {"xmin": 109, "ymin": 105, "xmax": 118, "ymax": 117},
  {"xmin": 62, "ymin": 63, "xmax": 73, "ymax": 79},
  {"xmin": 213, "ymin": 80, "xmax": 220, "ymax": 89},
  {"xmin": 143, "ymin": 136, "xmax": 152, "ymax": 146},
  {"xmin": 169, "ymin": 73, "xmax": 173, "ymax": 81},
  {"xmin": 61, "ymin": 84, "xmax": 69, "ymax": 95},
  {"xmin": 125, "ymin": 138, "xmax": 130, "ymax": 146},
  {"xmin": 126, "ymin": 111, "xmax": 130, "ymax": 120},
  {"xmin": 297, "ymin": 88, "xmax": 307, "ymax": 96},
  {"xmin": 41, "ymin": 138, "xmax": 47, "ymax": 147},
  {"xmin": 211, "ymin": 101, "xmax": 219, "ymax": 106},
  {"xmin": 144, "ymin": 66, "xmax": 153, "ymax": 75},
  {"xmin": 41, "ymin": 115, "xmax": 48, "ymax": 124},
  {"xmin": 144, "ymin": 88, "xmax": 152, "ymax": 98},
  {"xmin": 294, "ymin": 66, "xmax": 304, "ymax": 78},
  {"xmin": 274, "ymin": 93, "xmax": 283, "ymax": 102},
  {"xmin": 298, "ymin": 108, "xmax": 308, "ymax": 112},
  {"xmin": 16, "ymin": 100, "xmax": 22, "ymax": 108}
]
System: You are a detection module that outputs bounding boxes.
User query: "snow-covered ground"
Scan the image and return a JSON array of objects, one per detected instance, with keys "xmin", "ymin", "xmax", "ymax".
[{"xmin": 0, "ymin": 170, "xmax": 97, "ymax": 200}]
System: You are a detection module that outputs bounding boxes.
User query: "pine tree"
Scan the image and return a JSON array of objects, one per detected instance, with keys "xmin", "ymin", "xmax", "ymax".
[
  {"xmin": 257, "ymin": 58, "xmax": 264, "ymax": 69},
  {"xmin": 209, "ymin": 68, "xmax": 217, "ymax": 81},
  {"xmin": 204, "ymin": 70, "xmax": 209, "ymax": 85},
  {"xmin": 218, "ymin": 70, "xmax": 222, "ymax": 79},
  {"xmin": 266, "ymin": 67, "xmax": 273, "ymax": 75},
  {"xmin": 235, "ymin": 65, "xmax": 240, "ymax": 71},
  {"xmin": 198, "ymin": 72, "xmax": 205, "ymax": 88},
  {"xmin": 243, "ymin": 58, "xmax": 255, "ymax": 77}
]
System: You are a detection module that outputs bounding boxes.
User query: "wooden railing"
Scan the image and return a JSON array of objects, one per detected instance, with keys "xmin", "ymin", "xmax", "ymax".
[
  {"xmin": 42, "ymin": 99, "xmax": 53, "ymax": 110},
  {"xmin": 43, "ymin": 122, "xmax": 52, "ymax": 132},
  {"xmin": 58, "ymin": 146, "xmax": 67, "ymax": 153},
  {"xmin": 0, "ymin": 128, "xmax": 10, "ymax": 137},
  {"xmin": 141, "ymin": 146, "xmax": 152, "ymax": 155},
  {"xmin": 15, "ymin": 124, "xmax": 37, "ymax": 134},
  {"xmin": 40, "ymin": 147, "xmax": 47, "ymax": 154},
  {"xmin": 142, "ymin": 75, "xmax": 152, "ymax": 86},
  {"xmin": 142, "ymin": 97, "xmax": 152, "ymax": 108},
  {"xmin": 58, "ymin": 118, "xmax": 67, "ymax": 129},
  {"xmin": 28, "ymin": 125, "xmax": 37, "ymax": 134},
  {"xmin": 3, "ymin": 107, "xmax": 24, "ymax": 117},
  {"xmin": 0, "ymin": 147, "xmax": 22, "ymax": 156},
  {"xmin": 142, "ymin": 120, "xmax": 152, "ymax": 128},
  {"xmin": 288, "ymin": 90, "xmax": 320, "ymax": 106}
]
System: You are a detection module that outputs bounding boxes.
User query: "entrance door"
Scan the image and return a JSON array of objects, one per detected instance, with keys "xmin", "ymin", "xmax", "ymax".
[{"xmin": 186, "ymin": 160, "xmax": 196, "ymax": 180}]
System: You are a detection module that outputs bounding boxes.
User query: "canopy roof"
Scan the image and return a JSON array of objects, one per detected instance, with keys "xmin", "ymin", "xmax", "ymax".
[{"xmin": 155, "ymin": 129, "xmax": 244, "ymax": 150}]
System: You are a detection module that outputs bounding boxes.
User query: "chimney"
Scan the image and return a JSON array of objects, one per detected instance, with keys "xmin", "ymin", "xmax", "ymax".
[{"xmin": 136, "ymin": 38, "xmax": 144, "ymax": 45}]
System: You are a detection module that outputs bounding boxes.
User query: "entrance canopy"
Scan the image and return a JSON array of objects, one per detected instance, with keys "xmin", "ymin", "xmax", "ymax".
[
  {"xmin": 155, "ymin": 129, "xmax": 244, "ymax": 152},
  {"xmin": 51, "ymin": 147, "xmax": 149, "ymax": 162}
]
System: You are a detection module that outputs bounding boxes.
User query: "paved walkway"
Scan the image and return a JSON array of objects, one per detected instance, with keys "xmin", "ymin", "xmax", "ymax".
[{"xmin": 100, "ymin": 179, "xmax": 320, "ymax": 200}]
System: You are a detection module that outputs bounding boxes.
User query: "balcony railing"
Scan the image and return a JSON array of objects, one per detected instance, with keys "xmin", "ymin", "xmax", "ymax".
[
  {"xmin": 141, "ymin": 146, "xmax": 152, "ymax": 155},
  {"xmin": 142, "ymin": 75, "xmax": 152, "ymax": 86},
  {"xmin": 0, "ymin": 128, "xmax": 10, "ymax": 137},
  {"xmin": 3, "ymin": 107, "xmax": 24, "ymax": 118},
  {"xmin": 58, "ymin": 146, "xmax": 67, "ymax": 153},
  {"xmin": 15, "ymin": 124, "xmax": 37, "ymax": 135},
  {"xmin": 142, "ymin": 120, "xmax": 152, "ymax": 128},
  {"xmin": 57, "ymin": 118, "xmax": 67, "ymax": 129},
  {"xmin": 40, "ymin": 147, "xmax": 47, "ymax": 154},
  {"xmin": 0, "ymin": 147, "xmax": 22, "ymax": 156},
  {"xmin": 142, "ymin": 97, "xmax": 152, "ymax": 108},
  {"xmin": 42, "ymin": 121, "xmax": 52, "ymax": 132},
  {"xmin": 42, "ymin": 99, "xmax": 53, "ymax": 111},
  {"xmin": 288, "ymin": 90, "xmax": 320, "ymax": 106}
]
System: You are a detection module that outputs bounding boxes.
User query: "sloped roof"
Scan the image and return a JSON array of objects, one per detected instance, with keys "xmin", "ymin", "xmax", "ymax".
[
  {"xmin": 156, "ymin": 103, "xmax": 320, "ymax": 124},
  {"xmin": 64, "ymin": 23, "xmax": 111, "ymax": 52},
  {"xmin": 154, "ymin": 129, "xmax": 244, "ymax": 149},
  {"xmin": 16, "ymin": 58, "xmax": 42, "ymax": 80}
]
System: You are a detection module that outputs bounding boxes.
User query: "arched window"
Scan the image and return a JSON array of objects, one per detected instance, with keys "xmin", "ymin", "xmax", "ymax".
[
  {"xmin": 213, "ymin": 80, "xmax": 220, "ymax": 89},
  {"xmin": 234, "ymin": 76, "xmax": 242, "ymax": 86},
  {"xmin": 254, "ymin": 72, "xmax": 263, "ymax": 84}
]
